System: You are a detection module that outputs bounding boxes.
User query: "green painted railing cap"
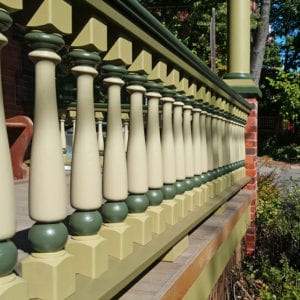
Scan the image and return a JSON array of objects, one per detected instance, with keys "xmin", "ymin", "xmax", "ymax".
[
  {"xmin": 0, "ymin": 9, "xmax": 12, "ymax": 31},
  {"xmin": 126, "ymin": 73, "xmax": 147, "ymax": 86},
  {"xmin": 161, "ymin": 88, "xmax": 176, "ymax": 98},
  {"xmin": 25, "ymin": 31, "xmax": 65, "ymax": 51},
  {"xmin": 69, "ymin": 49, "xmax": 101, "ymax": 67},
  {"xmin": 174, "ymin": 93, "xmax": 186, "ymax": 102},
  {"xmin": 101, "ymin": 64, "xmax": 127, "ymax": 78},
  {"xmin": 144, "ymin": 81, "xmax": 164, "ymax": 92}
]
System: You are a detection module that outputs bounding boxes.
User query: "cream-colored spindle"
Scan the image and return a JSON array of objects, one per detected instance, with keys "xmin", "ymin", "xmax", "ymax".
[
  {"xmin": 211, "ymin": 112, "xmax": 219, "ymax": 171},
  {"xmin": 66, "ymin": 50, "xmax": 107, "ymax": 279},
  {"xmin": 192, "ymin": 106, "xmax": 203, "ymax": 205},
  {"xmin": 0, "ymin": 7, "xmax": 27, "ymax": 298},
  {"xmin": 95, "ymin": 111, "xmax": 104, "ymax": 167},
  {"xmin": 161, "ymin": 88, "xmax": 179, "ymax": 225},
  {"xmin": 122, "ymin": 113, "xmax": 129, "ymax": 152},
  {"xmin": 59, "ymin": 113, "xmax": 67, "ymax": 164},
  {"xmin": 173, "ymin": 100, "xmax": 186, "ymax": 191},
  {"xmin": 183, "ymin": 102, "xmax": 196, "ymax": 210},
  {"xmin": 145, "ymin": 82, "xmax": 166, "ymax": 234},
  {"xmin": 99, "ymin": 65, "xmax": 133, "ymax": 260},
  {"xmin": 22, "ymin": 31, "xmax": 75, "ymax": 299},
  {"xmin": 125, "ymin": 74, "xmax": 152, "ymax": 245},
  {"xmin": 173, "ymin": 97, "xmax": 189, "ymax": 217},
  {"xmin": 102, "ymin": 75, "xmax": 128, "ymax": 200}
]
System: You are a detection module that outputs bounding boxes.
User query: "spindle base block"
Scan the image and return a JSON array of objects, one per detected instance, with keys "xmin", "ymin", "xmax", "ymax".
[
  {"xmin": 125, "ymin": 213, "xmax": 152, "ymax": 245},
  {"xmin": 147, "ymin": 206, "xmax": 166, "ymax": 234},
  {"xmin": 184, "ymin": 190, "xmax": 195, "ymax": 211},
  {"xmin": 161, "ymin": 199, "xmax": 180, "ymax": 225},
  {"xmin": 22, "ymin": 250, "xmax": 75, "ymax": 300},
  {"xmin": 175, "ymin": 194, "xmax": 189, "ymax": 218},
  {"xmin": 0, "ymin": 274, "xmax": 27, "ymax": 300},
  {"xmin": 66, "ymin": 235, "xmax": 108, "ymax": 278},
  {"xmin": 99, "ymin": 222, "xmax": 133, "ymax": 260}
]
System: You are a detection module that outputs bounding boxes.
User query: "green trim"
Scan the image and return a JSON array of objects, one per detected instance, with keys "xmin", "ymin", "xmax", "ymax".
[
  {"xmin": 185, "ymin": 177, "xmax": 195, "ymax": 190},
  {"xmin": 69, "ymin": 210, "xmax": 103, "ymax": 236},
  {"xmin": 161, "ymin": 183, "xmax": 177, "ymax": 199},
  {"xmin": 85, "ymin": 0, "xmax": 252, "ymax": 113},
  {"xmin": 144, "ymin": 81, "xmax": 163, "ymax": 92},
  {"xmin": 0, "ymin": 9, "xmax": 12, "ymax": 32},
  {"xmin": 126, "ymin": 194, "xmax": 149, "ymax": 213},
  {"xmin": 175, "ymin": 180, "xmax": 187, "ymax": 194},
  {"xmin": 229, "ymin": 85, "xmax": 262, "ymax": 99},
  {"xmin": 0, "ymin": 240, "xmax": 17, "ymax": 276},
  {"xmin": 100, "ymin": 201, "xmax": 128, "ymax": 223},
  {"xmin": 223, "ymin": 72, "xmax": 253, "ymax": 80},
  {"xmin": 126, "ymin": 73, "xmax": 147, "ymax": 86},
  {"xmin": 69, "ymin": 50, "xmax": 101, "ymax": 67},
  {"xmin": 28, "ymin": 222, "xmax": 68, "ymax": 253},
  {"xmin": 67, "ymin": 176, "xmax": 250, "ymax": 300},
  {"xmin": 25, "ymin": 31, "xmax": 65, "ymax": 51},
  {"xmin": 101, "ymin": 64, "xmax": 127, "ymax": 79},
  {"xmin": 146, "ymin": 189, "xmax": 164, "ymax": 206}
]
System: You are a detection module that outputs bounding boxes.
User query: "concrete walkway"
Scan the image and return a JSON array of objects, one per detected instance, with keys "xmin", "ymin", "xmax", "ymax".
[{"xmin": 258, "ymin": 157, "xmax": 300, "ymax": 195}]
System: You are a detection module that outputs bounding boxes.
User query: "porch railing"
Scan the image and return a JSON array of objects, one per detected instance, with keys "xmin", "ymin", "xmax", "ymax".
[{"xmin": 0, "ymin": 1, "xmax": 252, "ymax": 299}]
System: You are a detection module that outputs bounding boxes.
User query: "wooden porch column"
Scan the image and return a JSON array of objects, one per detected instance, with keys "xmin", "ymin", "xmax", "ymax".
[
  {"xmin": 0, "ymin": 6, "xmax": 27, "ymax": 299},
  {"xmin": 65, "ymin": 48, "xmax": 108, "ymax": 279},
  {"xmin": 145, "ymin": 81, "xmax": 166, "ymax": 234}
]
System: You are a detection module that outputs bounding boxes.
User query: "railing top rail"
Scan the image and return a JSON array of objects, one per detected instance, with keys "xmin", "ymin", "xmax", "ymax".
[{"xmin": 85, "ymin": 0, "xmax": 253, "ymax": 113}]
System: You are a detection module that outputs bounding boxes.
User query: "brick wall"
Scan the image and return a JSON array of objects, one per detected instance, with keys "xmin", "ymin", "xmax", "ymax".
[
  {"xmin": 244, "ymin": 98, "xmax": 258, "ymax": 255},
  {"xmin": 2, "ymin": 25, "xmax": 34, "ymax": 119}
]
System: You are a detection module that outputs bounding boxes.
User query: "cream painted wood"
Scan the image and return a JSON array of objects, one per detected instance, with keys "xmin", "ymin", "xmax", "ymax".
[
  {"xmin": 225, "ymin": 119, "xmax": 230, "ymax": 166},
  {"xmin": 228, "ymin": 0, "xmax": 250, "ymax": 74},
  {"xmin": 161, "ymin": 96, "xmax": 176, "ymax": 184},
  {"xmin": 173, "ymin": 101, "xmax": 185, "ymax": 181},
  {"xmin": 29, "ymin": 50, "xmax": 67, "ymax": 222},
  {"xmin": 71, "ymin": 65, "xmax": 102, "ymax": 210},
  {"xmin": 206, "ymin": 113, "xmax": 213, "ymax": 171},
  {"xmin": 123, "ymin": 119, "xmax": 129, "ymax": 153},
  {"xmin": 69, "ymin": 110, "xmax": 76, "ymax": 146},
  {"xmin": 0, "ymin": 32, "xmax": 15, "ymax": 239},
  {"xmin": 26, "ymin": 0, "xmax": 72, "ymax": 35},
  {"xmin": 60, "ymin": 115, "xmax": 67, "ymax": 151},
  {"xmin": 199, "ymin": 111, "xmax": 208, "ymax": 173},
  {"xmin": 97, "ymin": 117, "xmax": 104, "ymax": 155},
  {"xmin": 103, "ymin": 77, "xmax": 128, "ymax": 200},
  {"xmin": 126, "ymin": 84, "xmax": 148, "ymax": 193},
  {"xmin": 146, "ymin": 91, "xmax": 163, "ymax": 188},
  {"xmin": 211, "ymin": 114, "xmax": 219, "ymax": 170},
  {"xmin": 192, "ymin": 108, "xmax": 201, "ymax": 175},
  {"xmin": 183, "ymin": 105, "xmax": 194, "ymax": 178},
  {"xmin": 219, "ymin": 117, "xmax": 225, "ymax": 167},
  {"xmin": 0, "ymin": 0, "xmax": 22, "ymax": 11},
  {"xmin": 71, "ymin": 18, "xmax": 107, "ymax": 52}
]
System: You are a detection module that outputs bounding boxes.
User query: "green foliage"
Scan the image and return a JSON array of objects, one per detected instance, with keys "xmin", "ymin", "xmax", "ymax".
[
  {"xmin": 140, "ymin": 0, "xmax": 228, "ymax": 74},
  {"xmin": 266, "ymin": 69, "xmax": 300, "ymax": 121},
  {"xmin": 242, "ymin": 171, "xmax": 300, "ymax": 299},
  {"xmin": 270, "ymin": 0, "xmax": 300, "ymax": 71}
]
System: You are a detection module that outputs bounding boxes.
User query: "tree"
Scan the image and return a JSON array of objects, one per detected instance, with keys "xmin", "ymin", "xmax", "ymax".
[{"xmin": 250, "ymin": 0, "xmax": 272, "ymax": 86}]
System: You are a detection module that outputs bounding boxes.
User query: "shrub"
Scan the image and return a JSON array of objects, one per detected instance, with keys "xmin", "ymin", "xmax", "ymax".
[{"xmin": 241, "ymin": 169, "xmax": 300, "ymax": 299}]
